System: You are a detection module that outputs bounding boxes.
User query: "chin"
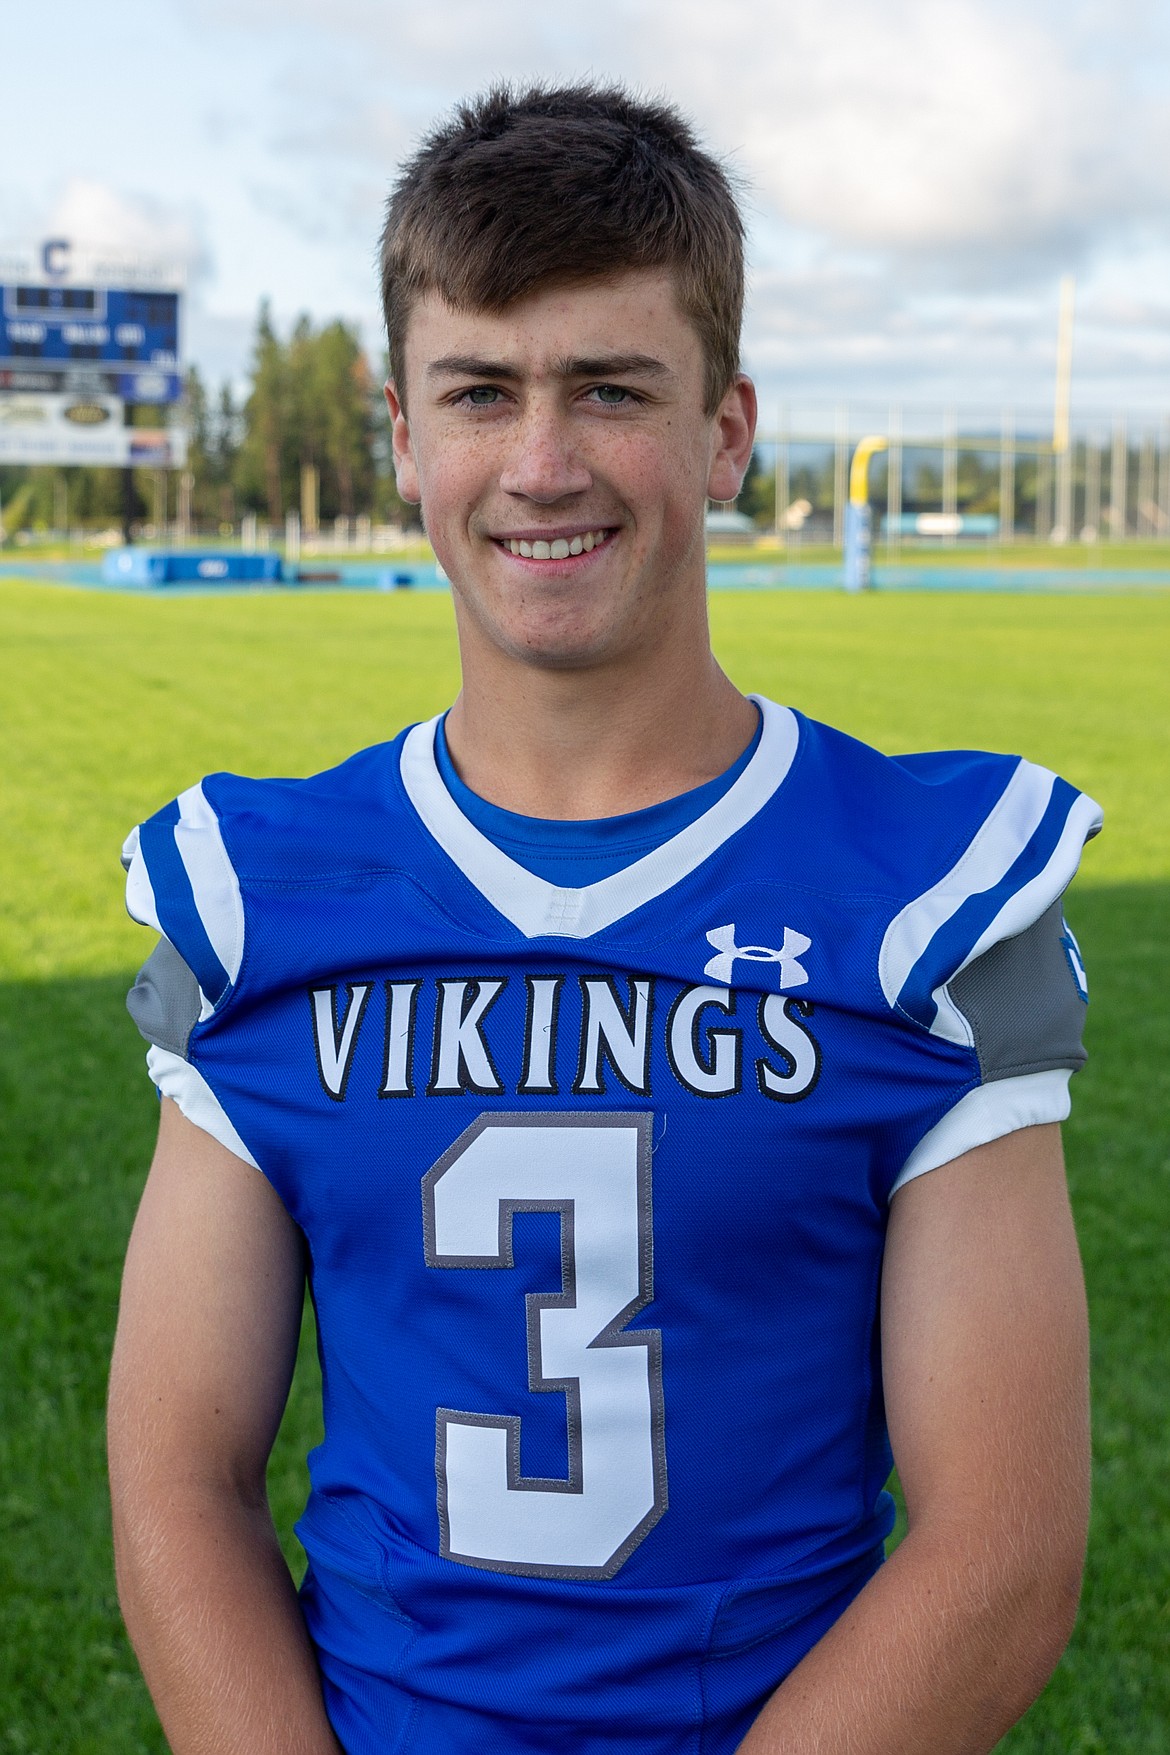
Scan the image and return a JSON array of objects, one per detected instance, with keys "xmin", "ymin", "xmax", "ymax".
[
  {"xmin": 514, "ymin": 634, "xmax": 617, "ymax": 671},
  {"xmin": 504, "ymin": 616, "xmax": 628, "ymax": 671}
]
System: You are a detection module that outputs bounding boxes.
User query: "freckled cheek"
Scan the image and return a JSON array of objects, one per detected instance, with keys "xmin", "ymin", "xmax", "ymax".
[
  {"xmin": 416, "ymin": 445, "xmax": 496, "ymax": 530},
  {"xmin": 624, "ymin": 455, "xmax": 706, "ymax": 538},
  {"xmin": 599, "ymin": 439, "xmax": 699, "ymax": 518}
]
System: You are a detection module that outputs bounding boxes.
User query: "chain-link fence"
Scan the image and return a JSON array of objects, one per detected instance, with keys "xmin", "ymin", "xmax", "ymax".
[{"xmin": 747, "ymin": 410, "xmax": 1170, "ymax": 547}]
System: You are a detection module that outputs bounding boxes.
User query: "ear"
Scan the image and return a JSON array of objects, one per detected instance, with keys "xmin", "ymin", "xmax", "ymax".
[
  {"xmin": 384, "ymin": 379, "xmax": 421, "ymax": 504},
  {"xmin": 705, "ymin": 374, "xmax": 758, "ymax": 504}
]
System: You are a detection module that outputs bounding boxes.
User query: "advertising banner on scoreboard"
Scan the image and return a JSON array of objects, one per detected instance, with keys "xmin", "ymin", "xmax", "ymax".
[
  {"xmin": 0, "ymin": 393, "xmax": 187, "ymax": 466},
  {"xmin": 0, "ymin": 364, "xmax": 183, "ymax": 402}
]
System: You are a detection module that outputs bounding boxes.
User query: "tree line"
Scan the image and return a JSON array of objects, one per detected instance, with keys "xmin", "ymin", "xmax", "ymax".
[{"xmin": 0, "ymin": 304, "xmax": 417, "ymax": 540}]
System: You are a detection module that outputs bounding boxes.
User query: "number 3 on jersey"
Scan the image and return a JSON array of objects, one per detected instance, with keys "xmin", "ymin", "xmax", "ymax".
[{"xmin": 422, "ymin": 1113, "xmax": 668, "ymax": 1578}]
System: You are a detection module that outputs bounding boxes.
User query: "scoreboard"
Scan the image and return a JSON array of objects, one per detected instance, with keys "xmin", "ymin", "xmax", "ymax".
[
  {"xmin": 0, "ymin": 282, "xmax": 182, "ymax": 403},
  {"xmin": 0, "ymin": 243, "xmax": 187, "ymax": 467}
]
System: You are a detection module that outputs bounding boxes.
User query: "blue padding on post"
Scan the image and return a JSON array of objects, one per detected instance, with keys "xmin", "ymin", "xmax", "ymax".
[{"xmin": 101, "ymin": 550, "xmax": 284, "ymax": 585}]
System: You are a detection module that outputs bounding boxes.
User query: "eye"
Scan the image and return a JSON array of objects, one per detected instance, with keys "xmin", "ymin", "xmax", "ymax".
[
  {"xmin": 591, "ymin": 384, "xmax": 634, "ymax": 405},
  {"xmin": 459, "ymin": 384, "xmax": 502, "ymax": 406}
]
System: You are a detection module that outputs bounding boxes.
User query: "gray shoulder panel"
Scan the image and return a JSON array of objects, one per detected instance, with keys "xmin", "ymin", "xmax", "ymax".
[
  {"xmin": 127, "ymin": 937, "xmax": 202, "ymax": 1057},
  {"xmin": 948, "ymin": 899, "xmax": 1087, "ymax": 1083}
]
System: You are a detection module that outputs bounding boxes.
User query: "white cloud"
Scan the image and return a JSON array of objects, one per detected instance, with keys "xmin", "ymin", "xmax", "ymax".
[
  {"xmin": 17, "ymin": 0, "xmax": 1162, "ymax": 408},
  {"xmin": 187, "ymin": 0, "xmax": 1170, "ymax": 272},
  {"xmin": 43, "ymin": 180, "xmax": 212, "ymax": 284},
  {"xmin": 650, "ymin": 0, "xmax": 1165, "ymax": 262}
]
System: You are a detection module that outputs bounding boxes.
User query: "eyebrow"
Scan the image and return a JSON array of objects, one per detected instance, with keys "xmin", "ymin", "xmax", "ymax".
[{"xmin": 426, "ymin": 352, "xmax": 672, "ymax": 381}]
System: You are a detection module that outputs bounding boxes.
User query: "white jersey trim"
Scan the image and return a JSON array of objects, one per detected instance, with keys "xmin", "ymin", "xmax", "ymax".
[
  {"xmin": 931, "ymin": 792, "xmax": 1102, "ymax": 1036},
  {"xmin": 146, "ymin": 1045, "xmax": 261, "ymax": 1170},
  {"xmin": 889, "ymin": 1068, "xmax": 1071, "ymax": 1197},
  {"xmin": 124, "ymin": 788, "xmax": 244, "ymax": 1021},
  {"xmin": 398, "ymin": 696, "xmax": 800, "ymax": 941},
  {"xmin": 174, "ymin": 782, "xmax": 246, "ymax": 987},
  {"xmin": 879, "ymin": 762, "xmax": 1102, "ymax": 1045},
  {"xmin": 124, "ymin": 830, "xmax": 161, "ymax": 935}
]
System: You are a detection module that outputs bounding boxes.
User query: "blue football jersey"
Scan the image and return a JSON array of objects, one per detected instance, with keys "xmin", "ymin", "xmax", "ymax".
[{"xmin": 123, "ymin": 697, "xmax": 1101, "ymax": 1755}]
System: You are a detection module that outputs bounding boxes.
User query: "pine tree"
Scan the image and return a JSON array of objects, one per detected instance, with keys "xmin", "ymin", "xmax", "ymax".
[{"xmin": 235, "ymin": 302, "xmax": 288, "ymax": 522}]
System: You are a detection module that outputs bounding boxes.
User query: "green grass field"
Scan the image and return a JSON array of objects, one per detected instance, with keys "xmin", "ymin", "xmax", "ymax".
[{"xmin": 1, "ymin": 579, "xmax": 1167, "ymax": 1751}]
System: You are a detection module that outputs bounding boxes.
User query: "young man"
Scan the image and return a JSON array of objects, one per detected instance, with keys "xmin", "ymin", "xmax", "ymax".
[{"xmin": 109, "ymin": 85, "xmax": 1097, "ymax": 1755}]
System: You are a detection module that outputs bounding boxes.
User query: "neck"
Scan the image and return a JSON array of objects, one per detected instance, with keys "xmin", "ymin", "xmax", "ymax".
[{"xmin": 443, "ymin": 608, "xmax": 757, "ymax": 821}]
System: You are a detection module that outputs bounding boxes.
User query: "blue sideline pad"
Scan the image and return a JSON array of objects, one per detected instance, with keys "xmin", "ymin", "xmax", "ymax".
[{"xmin": 101, "ymin": 549, "xmax": 285, "ymax": 585}]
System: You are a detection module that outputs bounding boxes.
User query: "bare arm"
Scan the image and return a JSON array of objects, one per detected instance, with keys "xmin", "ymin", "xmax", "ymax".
[
  {"xmin": 738, "ymin": 1122, "xmax": 1090, "ymax": 1754},
  {"xmin": 108, "ymin": 1098, "xmax": 343, "ymax": 1754}
]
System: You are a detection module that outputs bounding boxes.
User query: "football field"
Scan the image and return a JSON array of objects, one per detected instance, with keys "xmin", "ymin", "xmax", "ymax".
[{"xmin": 1, "ymin": 579, "xmax": 1167, "ymax": 1751}]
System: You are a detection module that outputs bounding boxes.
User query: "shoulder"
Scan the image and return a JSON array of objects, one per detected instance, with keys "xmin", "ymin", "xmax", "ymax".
[
  {"xmin": 765, "ymin": 706, "xmax": 1104, "ymax": 1195},
  {"xmin": 197, "ymin": 729, "xmax": 417, "ymax": 873},
  {"xmin": 781, "ymin": 706, "xmax": 1099, "ymax": 909},
  {"xmin": 771, "ymin": 705, "xmax": 1102, "ymax": 1027},
  {"xmin": 122, "ymin": 726, "xmax": 422, "ymax": 1009}
]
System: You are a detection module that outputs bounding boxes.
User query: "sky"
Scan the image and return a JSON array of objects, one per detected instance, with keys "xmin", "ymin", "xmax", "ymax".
[{"xmin": 5, "ymin": 0, "xmax": 1170, "ymax": 435}]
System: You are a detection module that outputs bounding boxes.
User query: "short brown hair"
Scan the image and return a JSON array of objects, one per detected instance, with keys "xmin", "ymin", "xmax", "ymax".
[{"xmin": 380, "ymin": 83, "xmax": 745, "ymax": 414}]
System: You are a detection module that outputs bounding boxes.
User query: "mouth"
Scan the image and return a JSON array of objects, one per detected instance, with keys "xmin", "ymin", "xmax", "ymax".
[{"xmin": 492, "ymin": 527, "xmax": 616, "ymax": 561}]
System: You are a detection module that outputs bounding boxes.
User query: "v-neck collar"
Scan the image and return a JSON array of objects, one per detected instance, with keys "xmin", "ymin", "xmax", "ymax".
[{"xmin": 398, "ymin": 695, "xmax": 799, "ymax": 940}]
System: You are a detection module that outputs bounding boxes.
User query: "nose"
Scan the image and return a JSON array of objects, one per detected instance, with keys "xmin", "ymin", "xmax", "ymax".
[{"xmin": 498, "ymin": 402, "xmax": 592, "ymax": 503}]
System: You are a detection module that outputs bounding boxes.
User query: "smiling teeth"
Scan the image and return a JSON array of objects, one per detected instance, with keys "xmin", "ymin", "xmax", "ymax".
[{"xmin": 507, "ymin": 530, "xmax": 608, "ymax": 558}]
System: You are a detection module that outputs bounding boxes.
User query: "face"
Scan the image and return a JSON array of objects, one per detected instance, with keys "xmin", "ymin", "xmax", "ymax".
[{"xmin": 386, "ymin": 270, "xmax": 756, "ymax": 674}]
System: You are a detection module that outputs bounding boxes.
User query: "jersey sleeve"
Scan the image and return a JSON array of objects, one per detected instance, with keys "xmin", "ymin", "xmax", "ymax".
[
  {"xmin": 122, "ymin": 784, "xmax": 259, "ymax": 1168},
  {"xmin": 882, "ymin": 758, "xmax": 1102, "ymax": 1193}
]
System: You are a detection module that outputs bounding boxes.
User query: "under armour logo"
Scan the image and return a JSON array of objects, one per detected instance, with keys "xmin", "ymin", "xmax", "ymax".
[{"xmin": 703, "ymin": 923, "xmax": 811, "ymax": 988}]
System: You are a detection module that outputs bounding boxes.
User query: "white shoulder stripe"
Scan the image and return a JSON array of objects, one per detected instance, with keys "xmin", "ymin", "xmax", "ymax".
[
  {"xmin": 400, "ymin": 696, "xmax": 800, "ymax": 941},
  {"xmin": 889, "ymin": 1069, "xmax": 1071, "ymax": 1197},
  {"xmin": 124, "ymin": 838, "xmax": 162, "ymax": 934},
  {"xmin": 952, "ymin": 790, "xmax": 1103, "ymax": 971},
  {"xmin": 879, "ymin": 759, "xmax": 1057, "ymax": 1015},
  {"xmin": 173, "ymin": 782, "xmax": 245, "ymax": 986},
  {"xmin": 146, "ymin": 1046, "xmax": 261, "ymax": 1169},
  {"xmin": 926, "ymin": 789, "xmax": 1103, "ymax": 1043}
]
